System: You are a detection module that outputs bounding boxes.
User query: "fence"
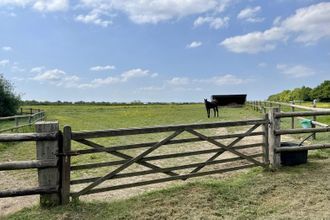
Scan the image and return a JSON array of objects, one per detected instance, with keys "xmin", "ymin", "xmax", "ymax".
[
  {"xmin": 247, "ymin": 101, "xmax": 329, "ymax": 139},
  {"xmin": 0, "ymin": 109, "xmax": 45, "ymax": 133},
  {"xmin": 19, "ymin": 108, "xmax": 43, "ymax": 115},
  {"xmin": 0, "ymin": 122, "xmax": 60, "ymax": 206},
  {"xmin": 267, "ymin": 108, "xmax": 330, "ymax": 169},
  {"xmin": 0, "ymin": 107, "xmax": 329, "ymax": 207}
]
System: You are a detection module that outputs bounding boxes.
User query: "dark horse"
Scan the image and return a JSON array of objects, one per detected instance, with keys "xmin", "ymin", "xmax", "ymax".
[{"xmin": 204, "ymin": 98, "xmax": 219, "ymax": 118}]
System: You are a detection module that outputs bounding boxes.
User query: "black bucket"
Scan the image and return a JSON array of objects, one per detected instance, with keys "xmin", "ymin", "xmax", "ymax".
[{"xmin": 280, "ymin": 142, "xmax": 308, "ymax": 166}]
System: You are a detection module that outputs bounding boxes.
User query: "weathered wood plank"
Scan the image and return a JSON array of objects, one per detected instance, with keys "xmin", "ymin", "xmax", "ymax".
[
  {"xmin": 0, "ymin": 186, "xmax": 58, "ymax": 198},
  {"xmin": 268, "ymin": 108, "xmax": 281, "ymax": 169},
  {"xmin": 71, "ymin": 119, "xmax": 267, "ymax": 139},
  {"xmin": 71, "ymin": 164, "xmax": 257, "ymax": 195},
  {"xmin": 70, "ymin": 154, "xmax": 263, "ymax": 185},
  {"xmin": 0, "ymin": 133, "xmax": 57, "ymax": 142},
  {"xmin": 70, "ymin": 143, "xmax": 264, "ymax": 171},
  {"xmin": 275, "ymin": 127, "xmax": 330, "ymax": 135},
  {"xmin": 60, "ymin": 126, "xmax": 71, "ymax": 205},
  {"xmin": 262, "ymin": 113, "xmax": 270, "ymax": 165},
  {"xmin": 72, "ymin": 131, "xmax": 264, "ymax": 155},
  {"xmin": 36, "ymin": 121, "xmax": 61, "ymax": 207},
  {"xmin": 275, "ymin": 144, "xmax": 330, "ymax": 152},
  {"xmin": 0, "ymin": 159, "xmax": 57, "ymax": 170},
  {"xmin": 265, "ymin": 101, "xmax": 330, "ymax": 111},
  {"xmin": 275, "ymin": 110, "xmax": 330, "ymax": 118}
]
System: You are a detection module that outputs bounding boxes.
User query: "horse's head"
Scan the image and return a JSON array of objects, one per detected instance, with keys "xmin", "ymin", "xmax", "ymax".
[{"xmin": 204, "ymin": 98, "xmax": 208, "ymax": 103}]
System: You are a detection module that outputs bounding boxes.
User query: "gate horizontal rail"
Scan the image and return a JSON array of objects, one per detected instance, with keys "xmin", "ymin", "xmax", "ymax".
[{"xmin": 71, "ymin": 119, "xmax": 267, "ymax": 139}]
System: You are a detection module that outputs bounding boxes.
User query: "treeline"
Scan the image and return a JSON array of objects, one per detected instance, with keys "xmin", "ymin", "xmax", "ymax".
[
  {"xmin": 21, "ymin": 100, "xmax": 200, "ymax": 106},
  {"xmin": 268, "ymin": 80, "xmax": 330, "ymax": 102}
]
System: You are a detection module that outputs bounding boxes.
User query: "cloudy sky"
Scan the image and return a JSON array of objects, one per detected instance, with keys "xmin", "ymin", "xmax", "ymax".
[{"xmin": 0, "ymin": 0, "xmax": 329, "ymax": 102}]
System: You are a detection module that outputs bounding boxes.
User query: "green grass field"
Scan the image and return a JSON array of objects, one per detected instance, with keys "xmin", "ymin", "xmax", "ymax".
[{"xmin": 1, "ymin": 104, "xmax": 330, "ymax": 219}]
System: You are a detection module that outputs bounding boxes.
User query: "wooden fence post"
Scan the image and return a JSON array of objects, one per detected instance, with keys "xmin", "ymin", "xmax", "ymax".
[
  {"xmin": 262, "ymin": 113, "xmax": 270, "ymax": 165},
  {"xmin": 268, "ymin": 108, "xmax": 281, "ymax": 170},
  {"xmin": 312, "ymin": 100, "xmax": 317, "ymax": 140},
  {"xmin": 61, "ymin": 125, "xmax": 71, "ymax": 204},
  {"xmin": 35, "ymin": 121, "xmax": 61, "ymax": 207},
  {"xmin": 291, "ymin": 101, "xmax": 295, "ymax": 129}
]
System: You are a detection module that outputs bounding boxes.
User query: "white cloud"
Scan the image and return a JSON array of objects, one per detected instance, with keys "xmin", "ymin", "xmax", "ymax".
[
  {"xmin": 121, "ymin": 68, "xmax": 150, "ymax": 81},
  {"xmin": 197, "ymin": 74, "xmax": 250, "ymax": 85},
  {"xmin": 0, "ymin": 0, "xmax": 68, "ymax": 12},
  {"xmin": 77, "ymin": 0, "xmax": 232, "ymax": 25},
  {"xmin": 212, "ymin": 74, "xmax": 248, "ymax": 85},
  {"xmin": 2, "ymin": 46, "xmax": 12, "ymax": 51},
  {"xmin": 90, "ymin": 76, "xmax": 121, "ymax": 86},
  {"xmin": 75, "ymin": 9, "xmax": 112, "ymax": 27},
  {"xmin": 33, "ymin": 69, "xmax": 66, "ymax": 82},
  {"xmin": 110, "ymin": 0, "xmax": 219, "ymax": 24},
  {"xmin": 0, "ymin": 0, "xmax": 235, "ymax": 25},
  {"xmin": 33, "ymin": 0, "xmax": 68, "ymax": 12},
  {"xmin": 194, "ymin": 16, "xmax": 229, "ymax": 29},
  {"xmin": 0, "ymin": 59, "xmax": 9, "ymax": 66},
  {"xmin": 237, "ymin": 6, "xmax": 264, "ymax": 23},
  {"xmin": 33, "ymin": 68, "xmax": 81, "ymax": 88},
  {"xmin": 277, "ymin": 64, "xmax": 315, "ymax": 78},
  {"xmin": 90, "ymin": 65, "xmax": 115, "ymax": 71},
  {"xmin": 167, "ymin": 74, "xmax": 250, "ymax": 87},
  {"xmin": 167, "ymin": 77, "xmax": 190, "ymax": 86},
  {"xmin": 83, "ymin": 68, "xmax": 157, "ymax": 88},
  {"xmin": 186, "ymin": 41, "xmax": 202, "ymax": 49},
  {"xmin": 140, "ymin": 86, "xmax": 165, "ymax": 91},
  {"xmin": 221, "ymin": 2, "xmax": 330, "ymax": 53},
  {"xmin": 220, "ymin": 27, "xmax": 286, "ymax": 54},
  {"xmin": 281, "ymin": 2, "xmax": 330, "ymax": 44},
  {"xmin": 30, "ymin": 66, "xmax": 45, "ymax": 73},
  {"xmin": 0, "ymin": 0, "xmax": 33, "ymax": 7}
]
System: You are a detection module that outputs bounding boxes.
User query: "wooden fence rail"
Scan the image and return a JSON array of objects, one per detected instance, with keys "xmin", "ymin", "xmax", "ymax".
[
  {"xmin": 246, "ymin": 100, "xmax": 329, "ymax": 140},
  {"xmin": 0, "ymin": 110, "xmax": 46, "ymax": 133}
]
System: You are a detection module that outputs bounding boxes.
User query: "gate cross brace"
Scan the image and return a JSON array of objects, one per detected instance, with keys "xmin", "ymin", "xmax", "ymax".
[
  {"xmin": 75, "ymin": 139, "xmax": 180, "ymax": 177},
  {"xmin": 73, "ymin": 130, "xmax": 184, "ymax": 198},
  {"xmin": 187, "ymin": 127, "xmax": 265, "ymax": 168},
  {"xmin": 187, "ymin": 123, "xmax": 262, "ymax": 174}
]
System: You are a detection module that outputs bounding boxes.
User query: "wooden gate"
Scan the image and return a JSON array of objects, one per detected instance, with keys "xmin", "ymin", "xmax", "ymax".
[{"xmin": 60, "ymin": 118, "xmax": 269, "ymax": 201}]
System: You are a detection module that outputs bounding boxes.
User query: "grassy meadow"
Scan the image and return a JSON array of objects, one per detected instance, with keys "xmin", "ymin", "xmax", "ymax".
[
  {"xmin": 0, "ymin": 104, "xmax": 264, "ymax": 201},
  {"xmin": 1, "ymin": 103, "xmax": 330, "ymax": 219}
]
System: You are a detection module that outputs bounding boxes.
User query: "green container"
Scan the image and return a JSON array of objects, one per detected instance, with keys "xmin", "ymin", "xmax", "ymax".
[{"xmin": 300, "ymin": 119, "xmax": 312, "ymax": 128}]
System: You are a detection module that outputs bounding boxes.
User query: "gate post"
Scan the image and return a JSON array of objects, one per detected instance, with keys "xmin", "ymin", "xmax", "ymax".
[
  {"xmin": 268, "ymin": 108, "xmax": 281, "ymax": 170},
  {"xmin": 60, "ymin": 125, "xmax": 72, "ymax": 204},
  {"xmin": 262, "ymin": 113, "xmax": 270, "ymax": 165},
  {"xmin": 35, "ymin": 121, "xmax": 61, "ymax": 207}
]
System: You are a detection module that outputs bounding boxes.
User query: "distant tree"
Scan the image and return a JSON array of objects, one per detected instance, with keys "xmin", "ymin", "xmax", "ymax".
[
  {"xmin": 291, "ymin": 86, "xmax": 312, "ymax": 101},
  {"xmin": 0, "ymin": 74, "xmax": 21, "ymax": 117},
  {"xmin": 312, "ymin": 80, "xmax": 330, "ymax": 102}
]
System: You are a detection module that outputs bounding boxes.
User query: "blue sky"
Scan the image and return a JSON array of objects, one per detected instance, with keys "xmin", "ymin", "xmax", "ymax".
[{"xmin": 0, "ymin": 0, "xmax": 329, "ymax": 102}]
